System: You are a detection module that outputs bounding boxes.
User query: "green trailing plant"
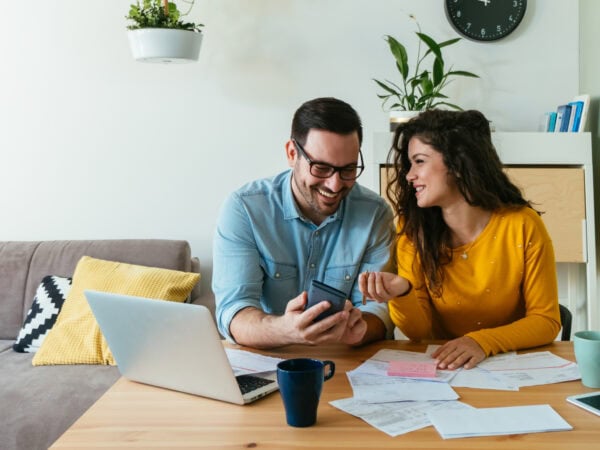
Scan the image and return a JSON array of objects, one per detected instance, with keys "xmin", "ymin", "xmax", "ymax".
[
  {"xmin": 126, "ymin": 0, "xmax": 204, "ymax": 32},
  {"xmin": 374, "ymin": 16, "xmax": 479, "ymax": 111}
]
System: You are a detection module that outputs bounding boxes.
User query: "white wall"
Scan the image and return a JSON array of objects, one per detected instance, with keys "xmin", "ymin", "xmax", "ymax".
[{"xmin": 0, "ymin": 0, "xmax": 580, "ymax": 306}]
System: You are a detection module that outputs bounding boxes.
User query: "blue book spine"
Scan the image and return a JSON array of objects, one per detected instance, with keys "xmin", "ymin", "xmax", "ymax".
[
  {"xmin": 546, "ymin": 112, "xmax": 557, "ymax": 132},
  {"xmin": 556, "ymin": 105, "xmax": 572, "ymax": 132},
  {"xmin": 568, "ymin": 101, "xmax": 584, "ymax": 132}
]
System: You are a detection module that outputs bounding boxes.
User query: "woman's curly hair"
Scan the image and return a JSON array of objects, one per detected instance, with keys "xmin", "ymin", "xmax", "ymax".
[{"xmin": 386, "ymin": 109, "xmax": 533, "ymax": 295}]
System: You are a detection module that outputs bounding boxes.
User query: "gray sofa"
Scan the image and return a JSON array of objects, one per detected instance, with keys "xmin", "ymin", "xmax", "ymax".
[{"xmin": 0, "ymin": 240, "xmax": 203, "ymax": 450}]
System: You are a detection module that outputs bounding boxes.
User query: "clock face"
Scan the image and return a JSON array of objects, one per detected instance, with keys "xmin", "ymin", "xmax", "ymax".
[{"xmin": 445, "ymin": 0, "xmax": 527, "ymax": 42}]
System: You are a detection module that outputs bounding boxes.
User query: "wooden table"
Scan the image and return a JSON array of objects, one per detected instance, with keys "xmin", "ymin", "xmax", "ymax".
[{"xmin": 51, "ymin": 341, "xmax": 598, "ymax": 449}]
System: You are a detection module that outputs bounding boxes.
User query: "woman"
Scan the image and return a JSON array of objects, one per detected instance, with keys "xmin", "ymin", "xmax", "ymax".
[{"xmin": 359, "ymin": 109, "xmax": 560, "ymax": 369}]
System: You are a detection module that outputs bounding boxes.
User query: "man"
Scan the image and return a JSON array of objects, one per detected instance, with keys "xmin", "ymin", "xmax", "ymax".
[{"xmin": 213, "ymin": 97, "xmax": 394, "ymax": 348}]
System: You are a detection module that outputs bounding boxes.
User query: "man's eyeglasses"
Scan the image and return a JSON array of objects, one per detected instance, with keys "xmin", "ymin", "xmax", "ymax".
[{"xmin": 292, "ymin": 139, "xmax": 365, "ymax": 181}]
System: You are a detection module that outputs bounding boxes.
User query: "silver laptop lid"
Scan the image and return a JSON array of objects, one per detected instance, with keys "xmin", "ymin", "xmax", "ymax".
[{"xmin": 85, "ymin": 290, "xmax": 247, "ymax": 404}]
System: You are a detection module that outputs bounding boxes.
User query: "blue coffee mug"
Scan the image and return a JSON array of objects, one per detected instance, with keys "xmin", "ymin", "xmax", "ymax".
[{"xmin": 276, "ymin": 358, "xmax": 335, "ymax": 427}]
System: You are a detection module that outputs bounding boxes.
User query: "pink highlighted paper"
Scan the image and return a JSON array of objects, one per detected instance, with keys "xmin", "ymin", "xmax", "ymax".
[{"xmin": 387, "ymin": 360, "xmax": 437, "ymax": 378}]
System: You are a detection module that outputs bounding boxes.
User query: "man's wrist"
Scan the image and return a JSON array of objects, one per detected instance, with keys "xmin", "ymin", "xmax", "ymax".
[{"xmin": 355, "ymin": 312, "xmax": 386, "ymax": 345}]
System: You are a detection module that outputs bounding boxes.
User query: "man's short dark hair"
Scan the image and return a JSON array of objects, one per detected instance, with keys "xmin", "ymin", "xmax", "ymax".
[{"xmin": 291, "ymin": 97, "xmax": 363, "ymax": 146}]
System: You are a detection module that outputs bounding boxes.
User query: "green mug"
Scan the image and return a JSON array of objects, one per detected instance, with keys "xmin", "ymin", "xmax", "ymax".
[{"xmin": 573, "ymin": 330, "xmax": 600, "ymax": 388}]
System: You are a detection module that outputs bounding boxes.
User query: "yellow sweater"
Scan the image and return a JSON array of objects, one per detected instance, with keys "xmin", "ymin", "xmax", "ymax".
[{"xmin": 389, "ymin": 207, "xmax": 561, "ymax": 356}]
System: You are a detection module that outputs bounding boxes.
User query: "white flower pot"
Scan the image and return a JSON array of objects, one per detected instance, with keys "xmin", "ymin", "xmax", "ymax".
[
  {"xmin": 389, "ymin": 111, "xmax": 420, "ymax": 131},
  {"xmin": 128, "ymin": 28, "xmax": 203, "ymax": 63}
]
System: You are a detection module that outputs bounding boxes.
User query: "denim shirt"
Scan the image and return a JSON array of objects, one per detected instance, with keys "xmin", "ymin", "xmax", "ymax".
[{"xmin": 212, "ymin": 170, "xmax": 395, "ymax": 341}]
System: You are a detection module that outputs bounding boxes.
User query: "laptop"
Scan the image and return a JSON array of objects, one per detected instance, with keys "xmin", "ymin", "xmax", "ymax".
[{"xmin": 84, "ymin": 290, "xmax": 279, "ymax": 405}]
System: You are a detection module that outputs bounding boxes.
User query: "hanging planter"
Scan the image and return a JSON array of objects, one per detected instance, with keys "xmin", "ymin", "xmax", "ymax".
[
  {"xmin": 126, "ymin": 0, "xmax": 204, "ymax": 64},
  {"xmin": 128, "ymin": 28, "xmax": 202, "ymax": 63}
]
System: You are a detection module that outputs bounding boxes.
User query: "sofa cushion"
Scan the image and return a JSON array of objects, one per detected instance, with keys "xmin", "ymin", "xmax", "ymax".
[
  {"xmin": 13, "ymin": 275, "xmax": 72, "ymax": 353},
  {"xmin": 32, "ymin": 256, "xmax": 200, "ymax": 366}
]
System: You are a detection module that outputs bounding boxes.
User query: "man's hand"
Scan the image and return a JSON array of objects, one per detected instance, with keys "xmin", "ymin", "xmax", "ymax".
[
  {"xmin": 338, "ymin": 304, "xmax": 367, "ymax": 345},
  {"xmin": 289, "ymin": 295, "xmax": 366, "ymax": 345},
  {"xmin": 229, "ymin": 292, "xmax": 367, "ymax": 348},
  {"xmin": 431, "ymin": 336, "xmax": 486, "ymax": 370}
]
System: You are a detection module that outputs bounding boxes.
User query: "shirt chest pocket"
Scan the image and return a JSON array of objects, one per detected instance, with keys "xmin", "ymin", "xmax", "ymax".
[
  {"xmin": 323, "ymin": 264, "xmax": 359, "ymax": 297},
  {"xmin": 261, "ymin": 258, "xmax": 298, "ymax": 314}
]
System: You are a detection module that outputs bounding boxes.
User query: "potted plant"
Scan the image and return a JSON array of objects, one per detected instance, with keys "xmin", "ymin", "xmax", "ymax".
[
  {"xmin": 126, "ymin": 0, "xmax": 204, "ymax": 63},
  {"xmin": 374, "ymin": 15, "xmax": 479, "ymax": 130}
]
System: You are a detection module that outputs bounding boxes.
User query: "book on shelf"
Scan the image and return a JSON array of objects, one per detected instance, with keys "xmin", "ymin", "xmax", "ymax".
[
  {"xmin": 555, "ymin": 104, "xmax": 572, "ymax": 132},
  {"xmin": 543, "ymin": 111, "xmax": 557, "ymax": 132},
  {"xmin": 545, "ymin": 94, "xmax": 590, "ymax": 133},
  {"xmin": 568, "ymin": 100, "xmax": 584, "ymax": 132},
  {"xmin": 572, "ymin": 94, "xmax": 590, "ymax": 132}
]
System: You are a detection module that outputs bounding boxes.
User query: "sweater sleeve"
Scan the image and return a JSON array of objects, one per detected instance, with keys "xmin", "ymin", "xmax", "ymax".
[
  {"xmin": 466, "ymin": 212, "xmax": 561, "ymax": 355},
  {"xmin": 388, "ymin": 233, "xmax": 438, "ymax": 340}
]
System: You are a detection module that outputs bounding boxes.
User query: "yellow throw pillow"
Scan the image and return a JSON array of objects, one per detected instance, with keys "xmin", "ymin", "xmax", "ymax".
[{"xmin": 32, "ymin": 256, "xmax": 200, "ymax": 366}]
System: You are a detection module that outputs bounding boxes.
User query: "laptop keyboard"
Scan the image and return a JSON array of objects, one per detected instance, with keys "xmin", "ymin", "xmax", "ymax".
[{"xmin": 236, "ymin": 374, "xmax": 275, "ymax": 395}]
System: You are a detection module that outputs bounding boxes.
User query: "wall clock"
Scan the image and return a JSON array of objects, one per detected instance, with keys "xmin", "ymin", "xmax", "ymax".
[{"xmin": 445, "ymin": 0, "xmax": 527, "ymax": 42}]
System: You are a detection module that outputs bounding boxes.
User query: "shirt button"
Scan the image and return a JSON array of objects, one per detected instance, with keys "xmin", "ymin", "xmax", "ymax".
[
  {"xmin": 315, "ymin": 231, "xmax": 320, "ymax": 236},
  {"xmin": 310, "ymin": 263, "xmax": 315, "ymax": 268},
  {"xmin": 275, "ymin": 273, "xmax": 280, "ymax": 278},
  {"xmin": 345, "ymin": 275, "xmax": 351, "ymax": 280}
]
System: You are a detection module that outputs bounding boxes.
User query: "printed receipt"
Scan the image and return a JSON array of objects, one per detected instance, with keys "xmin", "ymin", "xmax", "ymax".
[{"xmin": 330, "ymin": 398, "xmax": 474, "ymax": 437}]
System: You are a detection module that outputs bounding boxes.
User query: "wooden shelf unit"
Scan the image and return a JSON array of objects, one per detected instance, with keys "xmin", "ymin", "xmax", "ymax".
[{"xmin": 373, "ymin": 132, "xmax": 597, "ymax": 331}]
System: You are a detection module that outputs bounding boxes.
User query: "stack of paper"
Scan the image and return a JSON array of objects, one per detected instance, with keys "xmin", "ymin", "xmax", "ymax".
[
  {"xmin": 450, "ymin": 351, "xmax": 581, "ymax": 390},
  {"xmin": 330, "ymin": 347, "xmax": 577, "ymax": 438},
  {"xmin": 428, "ymin": 404, "xmax": 572, "ymax": 439},
  {"xmin": 331, "ymin": 348, "xmax": 470, "ymax": 436},
  {"xmin": 330, "ymin": 397, "xmax": 474, "ymax": 437}
]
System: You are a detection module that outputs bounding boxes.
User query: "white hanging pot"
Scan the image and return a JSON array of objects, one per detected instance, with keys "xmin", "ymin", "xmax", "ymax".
[
  {"xmin": 389, "ymin": 111, "xmax": 420, "ymax": 131},
  {"xmin": 128, "ymin": 28, "xmax": 203, "ymax": 63}
]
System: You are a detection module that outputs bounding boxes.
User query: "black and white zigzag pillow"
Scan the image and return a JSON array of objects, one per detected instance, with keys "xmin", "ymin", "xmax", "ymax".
[{"xmin": 13, "ymin": 275, "xmax": 72, "ymax": 353}]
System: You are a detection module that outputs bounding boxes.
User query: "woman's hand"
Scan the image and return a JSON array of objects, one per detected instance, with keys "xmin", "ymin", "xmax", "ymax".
[
  {"xmin": 432, "ymin": 336, "xmax": 486, "ymax": 370},
  {"xmin": 358, "ymin": 271, "xmax": 410, "ymax": 303}
]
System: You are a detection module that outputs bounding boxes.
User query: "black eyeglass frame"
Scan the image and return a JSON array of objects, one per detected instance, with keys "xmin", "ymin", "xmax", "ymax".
[{"xmin": 292, "ymin": 139, "xmax": 365, "ymax": 181}]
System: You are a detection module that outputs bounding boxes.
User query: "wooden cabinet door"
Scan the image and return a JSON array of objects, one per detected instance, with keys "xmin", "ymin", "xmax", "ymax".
[{"xmin": 504, "ymin": 167, "xmax": 585, "ymax": 263}]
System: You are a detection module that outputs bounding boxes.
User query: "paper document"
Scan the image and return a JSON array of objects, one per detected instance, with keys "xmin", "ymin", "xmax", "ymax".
[
  {"xmin": 225, "ymin": 348, "xmax": 283, "ymax": 376},
  {"xmin": 354, "ymin": 348, "xmax": 458, "ymax": 383},
  {"xmin": 475, "ymin": 351, "xmax": 580, "ymax": 388},
  {"xmin": 428, "ymin": 404, "xmax": 573, "ymax": 439},
  {"xmin": 347, "ymin": 372, "xmax": 459, "ymax": 402},
  {"xmin": 388, "ymin": 360, "xmax": 437, "ymax": 378},
  {"xmin": 330, "ymin": 397, "xmax": 473, "ymax": 437},
  {"xmin": 450, "ymin": 366, "xmax": 518, "ymax": 391},
  {"xmin": 449, "ymin": 351, "xmax": 579, "ymax": 390}
]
